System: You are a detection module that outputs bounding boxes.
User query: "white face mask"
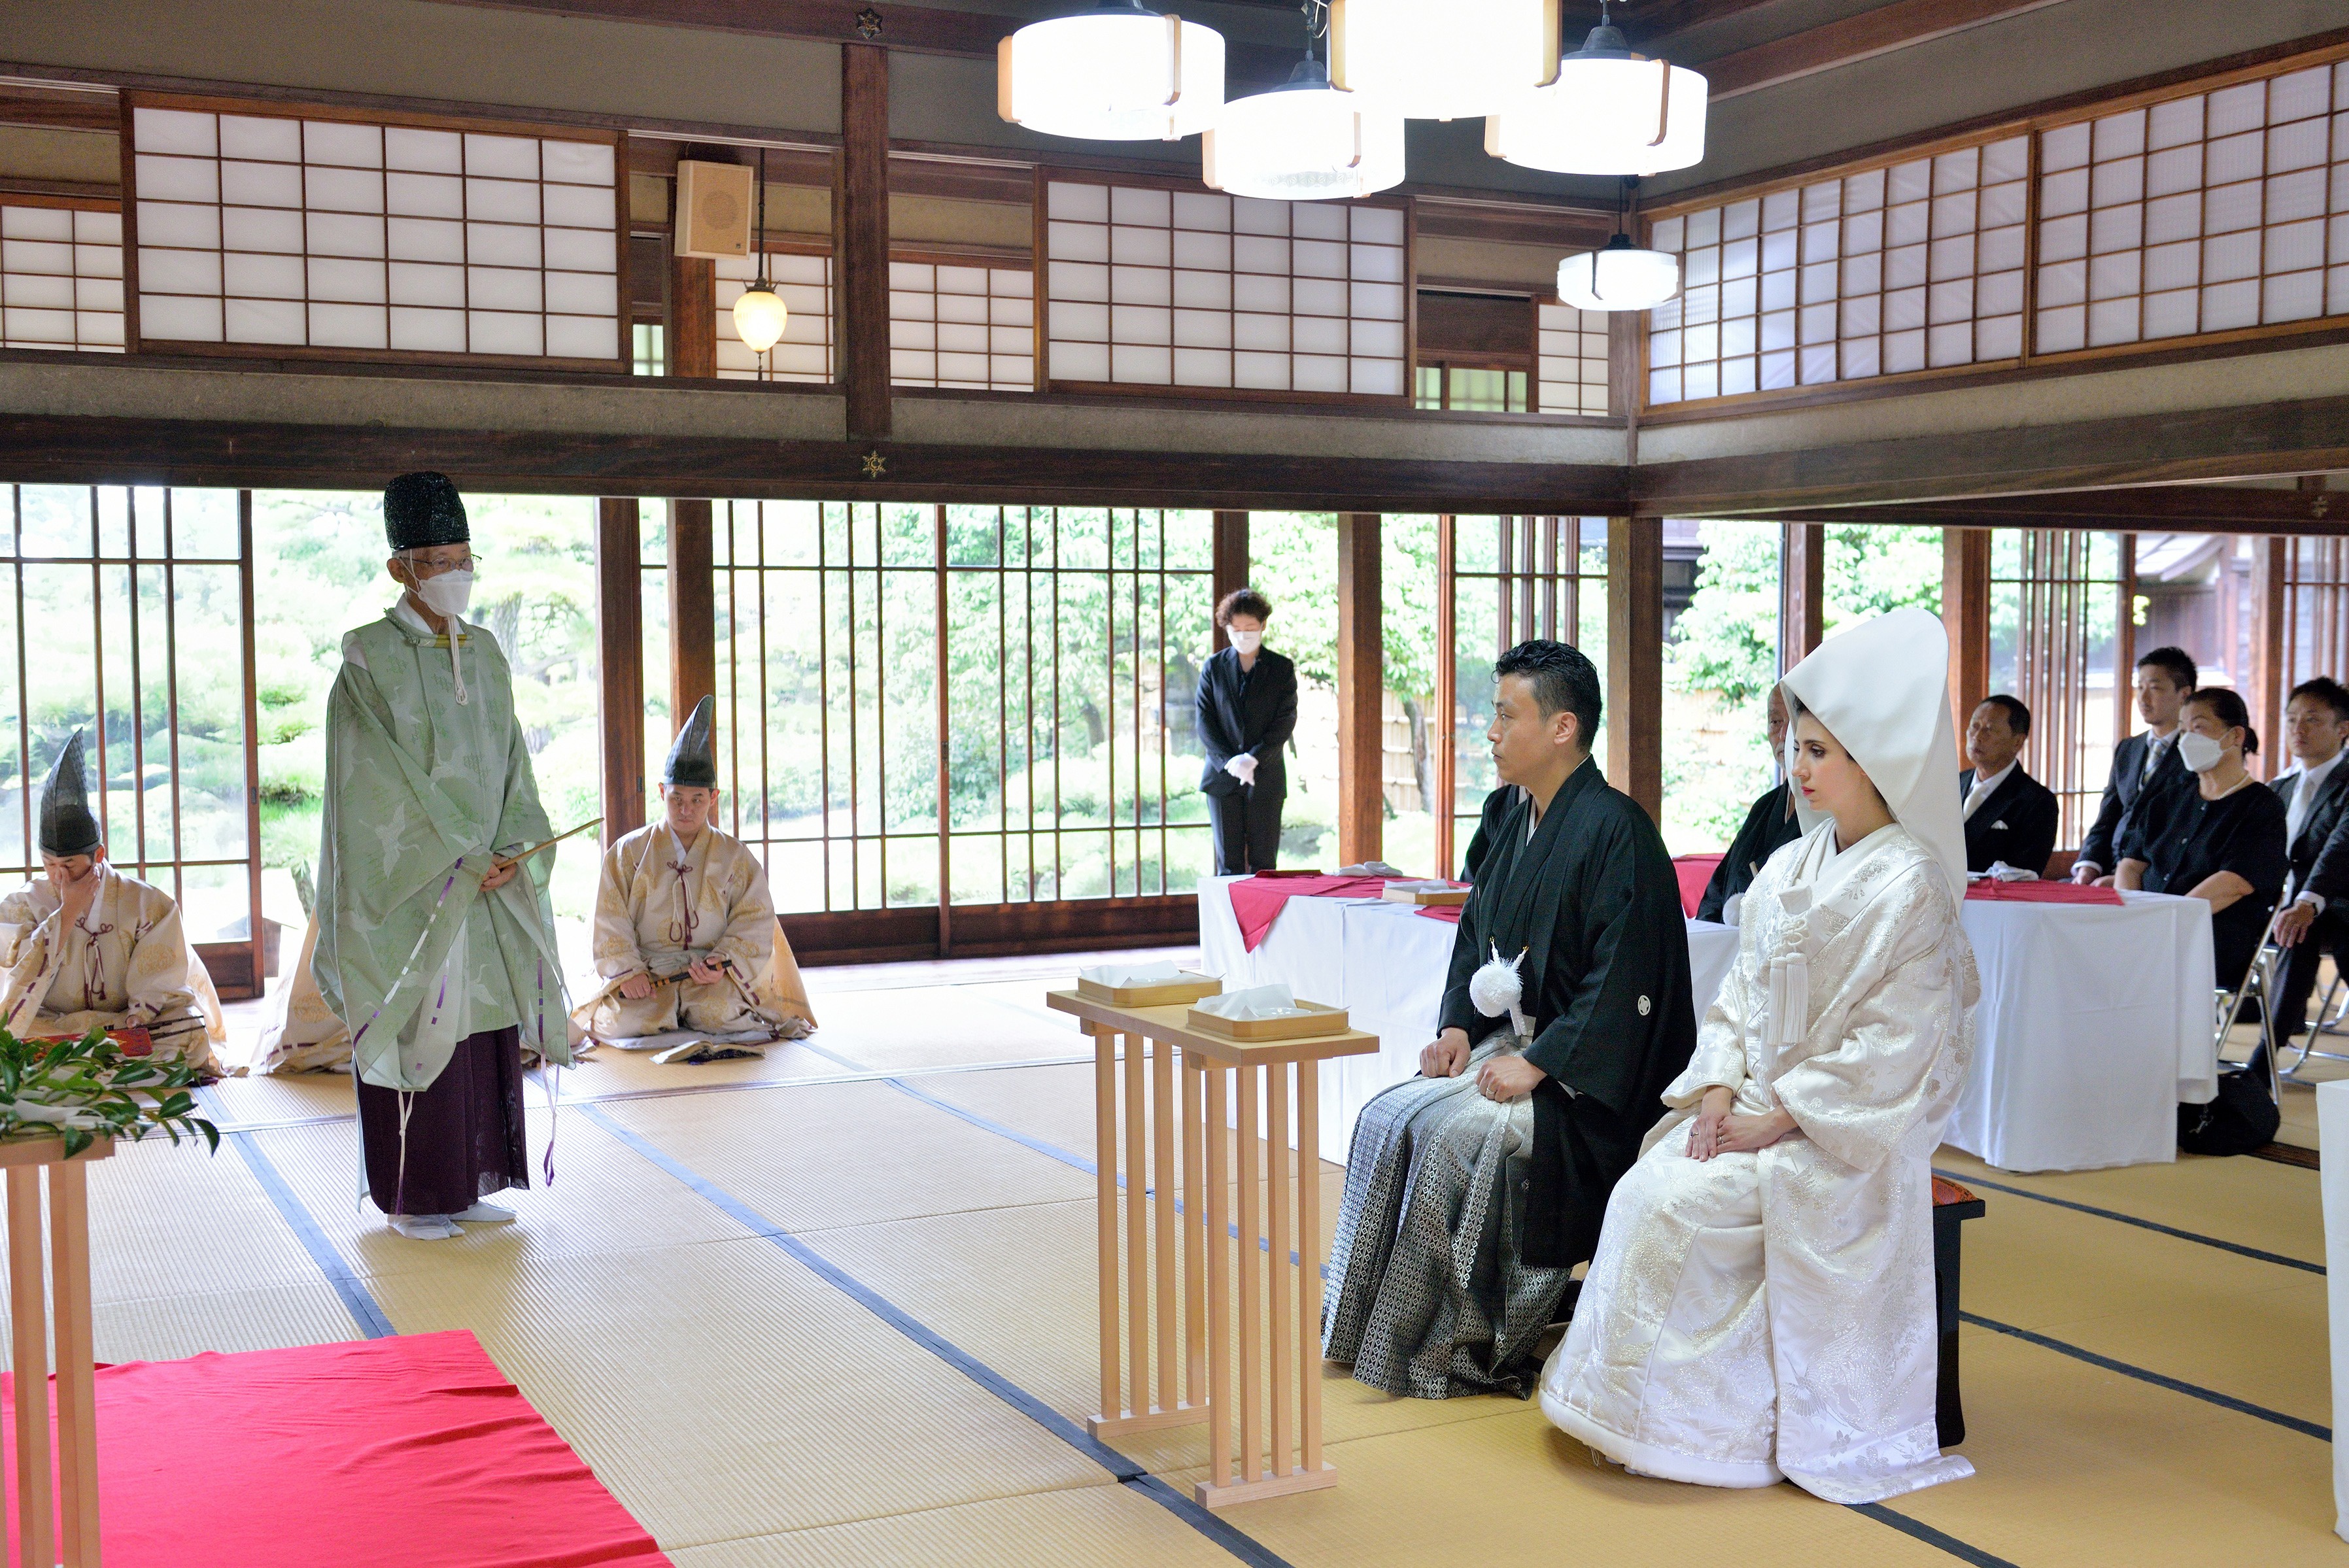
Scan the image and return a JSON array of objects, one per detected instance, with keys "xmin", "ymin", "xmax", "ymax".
[
  {"xmin": 1229, "ymin": 628, "xmax": 1263, "ymax": 655},
  {"xmin": 2178, "ymin": 730, "xmax": 2226, "ymax": 773},
  {"xmin": 411, "ymin": 568, "xmax": 473, "ymax": 619}
]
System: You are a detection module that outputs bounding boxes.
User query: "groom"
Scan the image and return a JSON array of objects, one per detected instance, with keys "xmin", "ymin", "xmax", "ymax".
[{"xmin": 1322, "ymin": 639, "xmax": 1696, "ymax": 1399}]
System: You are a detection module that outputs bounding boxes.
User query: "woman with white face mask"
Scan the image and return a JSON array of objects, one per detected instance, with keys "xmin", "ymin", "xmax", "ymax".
[
  {"xmin": 2116, "ymin": 685, "xmax": 2289, "ymax": 989},
  {"xmin": 1196, "ymin": 587, "xmax": 1298, "ymax": 874}
]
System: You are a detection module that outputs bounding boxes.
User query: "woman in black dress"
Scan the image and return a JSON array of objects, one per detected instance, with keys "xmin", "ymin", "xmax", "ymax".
[
  {"xmin": 1196, "ymin": 588, "xmax": 1298, "ymax": 875},
  {"xmin": 2116, "ymin": 686, "xmax": 2289, "ymax": 989}
]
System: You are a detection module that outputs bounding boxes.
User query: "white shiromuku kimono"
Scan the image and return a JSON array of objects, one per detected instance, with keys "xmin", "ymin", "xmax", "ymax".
[
  {"xmin": 1540, "ymin": 819, "xmax": 1977, "ymax": 1504},
  {"xmin": 0, "ymin": 866, "xmax": 221, "ymax": 1072},
  {"xmin": 570, "ymin": 822, "xmax": 814, "ymax": 1046}
]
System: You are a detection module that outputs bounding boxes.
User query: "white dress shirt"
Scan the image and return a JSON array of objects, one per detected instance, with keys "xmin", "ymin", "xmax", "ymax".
[{"xmin": 1963, "ymin": 758, "xmax": 2017, "ymax": 821}]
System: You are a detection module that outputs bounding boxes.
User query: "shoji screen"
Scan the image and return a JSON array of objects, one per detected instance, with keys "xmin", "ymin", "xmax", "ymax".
[
  {"xmin": 1042, "ymin": 178, "xmax": 1408, "ymax": 398},
  {"xmin": 2034, "ymin": 60, "xmax": 2348, "ymax": 352},
  {"xmin": 714, "ymin": 248, "xmax": 831, "ymax": 382},
  {"xmin": 127, "ymin": 101, "xmax": 622, "ymax": 364},
  {"xmin": 1647, "ymin": 135, "xmax": 2029, "ymax": 405},
  {"xmin": 0, "ymin": 201, "xmax": 122, "ymax": 351},
  {"xmin": 890, "ymin": 261, "xmax": 1034, "ymax": 390},
  {"xmin": 1535, "ymin": 301, "xmax": 1609, "ymax": 415}
]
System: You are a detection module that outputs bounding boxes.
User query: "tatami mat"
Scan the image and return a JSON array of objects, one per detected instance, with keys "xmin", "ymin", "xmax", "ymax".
[{"xmin": 45, "ymin": 959, "xmax": 2349, "ymax": 1567}]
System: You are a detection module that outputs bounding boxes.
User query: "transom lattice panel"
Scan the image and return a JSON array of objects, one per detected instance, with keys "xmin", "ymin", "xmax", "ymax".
[
  {"xmin": 714, "ymin": 248, "xmax": 831, "ymax": 382},
  {"xmin": 2035, "ymin": 61, "xmax": 2349, "ymax": 353},
  {"xmin": 0, "ymin": 202, "xmax": 123, "ymax": 352},
  {"xmin": 1647, "ymin": 135, "xmax": 2028, "ymax": 405},
  {"xmin": 128, "ymin": 102, "xmax": 621, "ymax": 362},
  {"xmin": 1043, "ymin": 179, "xmax": 1408, "ymax": 398},
  {"xmin": 1988, "ymin": 530, "xmax": 2125, "ymax": 853},
  {"xmin": 890, "ymin": 261, "xmax": 1034, "ymax": 390},
  {"xmin": 1535, "ymin": 301, "xmax": 1609, "ymax": 415}
]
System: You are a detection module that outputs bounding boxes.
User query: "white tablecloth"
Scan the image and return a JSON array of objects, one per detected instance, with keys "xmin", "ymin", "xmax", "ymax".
[
  {"xmin": 1197, "ymin": 876, "xmax": 1738, "ymax": 1165},
  {"xmin": 2321, "ymin": 1080, "xmax": 2349, "ymax": 1542},
  {"xmin": 1942, "ymin": 891, "xmax": 2216, "ymax": 1173},
  {"xmin": 1200, "ymin": 877, "xmax": 2216, "ymax": 1172}
]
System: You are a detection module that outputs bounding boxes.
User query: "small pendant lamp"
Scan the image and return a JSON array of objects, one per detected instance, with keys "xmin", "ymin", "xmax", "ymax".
[
  {"xmin": 732, "ymin": 147, "xmax": 788, "ymax": 356},
  {"xmin": 1556, "ymin": 178, "xmax": 1679, "ymax": 313},
  {"xmin": 997, "ymin": 0, "xmax": 1226, "ymax": 142},
  {"xmin": 1486, "ymin": 0, "xmax": 1707, "ymax": 177}
]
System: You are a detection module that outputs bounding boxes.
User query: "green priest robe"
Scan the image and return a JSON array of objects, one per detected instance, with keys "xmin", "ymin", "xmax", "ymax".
[{"xmin": 313, "ymin": 604, "xmax": 570, "ymax": 1092}]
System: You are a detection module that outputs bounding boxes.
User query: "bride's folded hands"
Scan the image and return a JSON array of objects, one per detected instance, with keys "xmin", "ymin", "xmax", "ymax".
[
  {"xmin": 1685, "ymin": 1085, "xmax": 1734, "ymax": 1161},
  {"xmin": 1714, "ymin": 1106, "xmax": 1800, "ymax": 1153}
]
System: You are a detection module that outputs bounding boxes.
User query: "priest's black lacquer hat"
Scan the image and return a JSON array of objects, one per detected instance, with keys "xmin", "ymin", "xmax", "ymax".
[
  {"xmin": 666, "ymin": 696, "xmax": 718, "ymax": 788},
  {"xmin": 39, "ymin": 730, "xmax": 100, "ymax": 857},
  {"xmin": 383, "ymin": 471, "xmax": 471, "ymax": 551}
]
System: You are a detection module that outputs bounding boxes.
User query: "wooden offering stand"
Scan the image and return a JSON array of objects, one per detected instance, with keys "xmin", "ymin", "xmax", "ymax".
[
  {"xmin": 0, "ymin": 1134, "xmax": 112, "ymax": 1567},
  {"xmin": 1045, "ymin": 988, "xmax": 1377, "ymax": 1508}
]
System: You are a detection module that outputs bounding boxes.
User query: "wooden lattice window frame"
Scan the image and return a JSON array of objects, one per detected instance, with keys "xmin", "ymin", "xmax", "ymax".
[
  {"xmin": 889, "ymin": 252, "xmax": 1035, "ymax": 391},
  {"xmin": 0, "ymin": 195, "xmax": 124, "ymax": 353}
]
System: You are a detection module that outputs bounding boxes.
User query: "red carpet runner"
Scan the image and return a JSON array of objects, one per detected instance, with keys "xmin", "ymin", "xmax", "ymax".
[{"xmin": 5, "ymin": 1330, "xmax": 669, "ymax": 1568}]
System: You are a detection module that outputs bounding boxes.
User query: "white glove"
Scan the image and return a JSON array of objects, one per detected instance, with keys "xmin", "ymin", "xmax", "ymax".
[{"xmin": 1224, "ymin": 754, "xmax": 1259, "ymax": 785}]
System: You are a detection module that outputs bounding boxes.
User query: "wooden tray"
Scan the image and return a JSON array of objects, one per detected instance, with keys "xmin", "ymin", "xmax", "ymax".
[
  {"xmin": 1074, "ymin": 972, "xmax": 1223, "ymax": 1007},
  {"xmin": 1186, "ymin": 999, "xmax": 1349, "ymax": 1041},
  {"xmin": 1381, "ymin": 883, "xmax": 1468, "ymax": 906},
  {"xmin": 1250, "ymin": 868, "xmax": 1324, "ymax": 879}
]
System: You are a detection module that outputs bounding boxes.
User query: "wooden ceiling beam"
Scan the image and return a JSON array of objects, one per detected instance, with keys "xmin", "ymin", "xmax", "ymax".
[
  {"xmin": 1757, "ymin": 485, "xmax": 2349, "ymax": 536},
  {"xmin": 1699, "ymin": 0, "xmax": 2073, "ymax": 101}
]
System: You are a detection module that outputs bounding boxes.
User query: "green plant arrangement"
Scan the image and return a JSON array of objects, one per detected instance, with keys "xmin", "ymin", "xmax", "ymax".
[{"xmin": 0, "ymin": 1029, "xmax": 220, "ymax": 1160}]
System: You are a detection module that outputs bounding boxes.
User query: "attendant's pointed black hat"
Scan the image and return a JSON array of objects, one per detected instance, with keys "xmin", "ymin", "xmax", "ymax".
[
  {"xmin": 383, "ymin": 471, "xmax": 470, "ymax": 551},
  {"xmin": 665, "ymin": 697, "xmax": 717, "ymax": 788},
  {"xmin": 39, "ymin": 730, "xmax": 100, "ymax": 857}
]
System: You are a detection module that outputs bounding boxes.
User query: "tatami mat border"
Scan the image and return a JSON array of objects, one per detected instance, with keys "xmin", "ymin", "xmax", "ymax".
[
  {"xmin": 197, "ymin": 1085, "xmax": 395, "ymax": 1338},
  {"xmin": 1935, "ymin": 1167, "xmax": 2324, "ymax": 1274},
  {"xmin": 1960, "ymin": 1311, "xmax": 2329, "ymax": 1440}
]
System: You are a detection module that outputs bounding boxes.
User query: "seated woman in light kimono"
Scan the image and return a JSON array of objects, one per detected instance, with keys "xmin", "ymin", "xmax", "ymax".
[{"xmin": 1540, "ymin": 606, "xmax": 1979, "ymax": 1505}]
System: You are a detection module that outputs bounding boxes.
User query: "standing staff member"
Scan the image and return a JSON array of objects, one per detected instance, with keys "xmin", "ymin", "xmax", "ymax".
[
  {"xmin": 1196, "ymin": 588, "xmax": 1297, "ymax": 876},
  {"xmin": 314, "ymin": 472, "xmax": 570, "ymax": 1242}
]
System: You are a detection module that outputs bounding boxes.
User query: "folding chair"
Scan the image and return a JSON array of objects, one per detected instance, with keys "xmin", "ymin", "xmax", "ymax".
[
  {"xmin": 2280, "ymin": 956, "xmax": 2349, "ymax": 1080},
  {"xmin": 2214, "ymin": 902, "xmax": 2284, "ymax": 1101}
]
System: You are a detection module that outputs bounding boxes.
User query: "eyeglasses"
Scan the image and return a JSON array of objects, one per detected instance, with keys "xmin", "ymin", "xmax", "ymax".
[{"xmin": 398, "ymin": 551, "xmax": 482, "ymax": 577}]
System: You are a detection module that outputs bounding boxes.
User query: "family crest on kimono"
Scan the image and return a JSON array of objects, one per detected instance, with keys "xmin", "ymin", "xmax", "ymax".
[
  {"xmin": 313, "ymin": 471, "xmax": 571, "ymax": 1242},
  {"xmin": 1322, "ymin": 639, "xmax": 1697, "ymax": 1399},
  {"xmin": 1541, "ymin": 606, "xmax": 1979, "ymax": 1504},
  {"xmin": 570, "ymin": 696, "xmax": 816, "ymax": 1057},
  {"xmin": 0, "ymin": 730, "xmax": 221, "ymax": 1072}
]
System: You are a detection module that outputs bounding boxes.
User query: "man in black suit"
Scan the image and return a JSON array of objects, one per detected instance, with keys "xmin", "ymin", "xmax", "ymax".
[
  {"xmin": 2263, "ymin": 677, "xmax": 2349, "ymax": 1061},
  {"xmin": 2073, "ymin": 646, "xmax": 2198, "ymax": 885},
  {"xmin": 1196, "ymin": 587, "xmax": 1299, "ymax": 875},
  {"xmin": 1958, "ymin": 694, "xmax": 2061, "ymax": 876}
]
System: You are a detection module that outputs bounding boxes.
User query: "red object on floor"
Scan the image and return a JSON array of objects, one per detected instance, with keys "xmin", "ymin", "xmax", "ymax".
[
  {"xmin": 1672, "ymin": 854, "xmax": 1724, "ymax": 918},
  {"xmin": 1963, "ymin": 878, "xmax": 2124, "ymax": 906},
  {"xmin": 3, "ymin": 1331, "xmax": 670, "ymax": 1568},
  {"xmin": 1227, "ymin": 874, "xmax": 1393, "ymax": 949}
]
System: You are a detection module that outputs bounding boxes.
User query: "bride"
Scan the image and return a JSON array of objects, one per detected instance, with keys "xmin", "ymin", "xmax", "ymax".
[{"xmin": 1539, "ymin": 606, "xmax": 1978, "ymax": 1504}]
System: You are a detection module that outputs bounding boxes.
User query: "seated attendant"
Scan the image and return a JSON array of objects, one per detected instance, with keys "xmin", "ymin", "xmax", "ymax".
[
  {"xmin": 571, "ymin": 699, "xmax": 816, "ymax": 1048},
  {"xmin": 0, "ymin": 732, "xmax": 215, "ymax": 1069},
  {"xmin": 1540, "ymin": 607, "xmax": 1977, "ymax": 1503},
  {"xmin": 1696, "ymin": 685, "xmax": 1801, "ymax": 923},
  {"xmin": 1958, "ymin": 694, "xmax": 2060, "ymax": 875},
  {"xmin": 2073, "ymin": 646, "xmax": 2197, "ymax": 885},
  {"xmin": 1323, "ymin": 641, "xmax": 1695, "ymax": 1399},
  {"xmin": 2261, "ymin": 677, "xmax": 2349, "ymax": 1065},
  {"xmin": 2116, "ymin": 687, "xmax": 2288, "ymax": 991}
]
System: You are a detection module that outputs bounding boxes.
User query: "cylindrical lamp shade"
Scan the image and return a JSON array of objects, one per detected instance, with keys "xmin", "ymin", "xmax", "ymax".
[
  {"xmin": 733, "ymin": 286, "xmax": 789, "ymax": 354},
  {"xmin": 997, "ymin": 11, "xmax": 1226, "ymax": 141},
  {"xmin": 1328, "ymin": 0, "xmax": 1560, "ymax": 121},
  {"xmin": 1486, "ymin": 56, "xmax": 1709, "ymax": 175},
  {"xmin": 1557, "ymin": 242, "xmax": 1679, "ymax": 313},
  {"xmin": 1203, "ymin": 86, "xmax": 1406, "ymax": 201}
]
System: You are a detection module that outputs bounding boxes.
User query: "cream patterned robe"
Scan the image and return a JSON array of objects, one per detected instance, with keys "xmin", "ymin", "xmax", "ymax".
[
  {"xmin": 572, "ymin": 823, "xmax": 812, "ymax": 1044},
  {"xmin": 0, "ymin": 866, "xmax": 216, "ymax": 1071},
  {"xmin": 1539, "ymin": 821, "xmax": 1976, "ymax": 1505}
]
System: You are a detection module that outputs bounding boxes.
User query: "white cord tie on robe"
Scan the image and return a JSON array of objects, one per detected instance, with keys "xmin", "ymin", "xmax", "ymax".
[
  {"xmin": 447, "ymin": 624, "xmax": 468, "ymax": 706},
  {"xmin": 1766, "ymin": 885, "xmax": 1812, "ymax": 1049}
]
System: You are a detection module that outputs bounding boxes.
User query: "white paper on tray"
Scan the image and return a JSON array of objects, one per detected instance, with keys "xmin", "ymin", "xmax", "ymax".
[
  {"xmin": 1384, "ymin": 879, "xmax": 1454, "ymax": 894},
  {"xmin": 1195, "ymin": 983, "xmax": 1311, "ymax": 1021},
  {"xmin": 1079, "ymin": 959, "xmax": 1184, "ymax": 988}
]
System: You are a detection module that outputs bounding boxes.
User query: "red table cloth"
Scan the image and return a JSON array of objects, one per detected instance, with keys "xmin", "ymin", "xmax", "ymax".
[
  {"xmin": 1964, "ymin": 878, "xmax": 2124, "ymax": 906},
  {"xmin": 1672, "ymin": 854, "xmax": 1724, "ymax": 918}
]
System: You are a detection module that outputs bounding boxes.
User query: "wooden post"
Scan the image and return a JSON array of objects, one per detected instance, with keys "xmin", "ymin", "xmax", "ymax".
[
  {"xmin": 2117, "ymin": 532, "xmax": 2137, "ymax": 751},
  {"xmin": 1337, "ymin": 512, "xmax": 1383, "ymax": 867},
  {"xmin": 50, "ymin": 1162, "xmax": 98, "ymax": 1567},
  {"xmin": 1433, "ymin": 511, "xmax": 1457, "ymax": 877},
  {"xmin": 2253, "ymin": 532, "xmax": 2289, "ymax": 782},
  {"xmin": 1091, "ymin": 1025, "xmax": 1120, "ymax": 1425},
  {"xmin": 668, "ymin": 253, "xmax": 715, "ymax": 379},
  {"xmin": 668, "ymin": 500, "xmax": 716, "ymax": 735},
  {"xmin": 840, "ymin": 45, "xmax": 891, "ymax": 440},
  {"xmin": 1781, "ymin": 520, "xmax": 1825, "ymax": 671},
  {"xmin": 595, "ymin": 498, "xmax": 646, "ymax": 845},
  {"xmin": 1212, "ymin": 511, "xmax": 1249, "ymax": 649},
  {"xmin": 9, "ymin": 1168, "xmax": 53, "ymax": 1568},
  {"xmin": 1942, "ymin": 528, "xmax": 1992, "ymax": 753},
  {"xmin": 1204, "ymin": 1065, "xmax": 1232, "ymax": 1488},
  {"xmin": 1605, "ymin": 517, "xmax": 1662, "ymax": 820}
]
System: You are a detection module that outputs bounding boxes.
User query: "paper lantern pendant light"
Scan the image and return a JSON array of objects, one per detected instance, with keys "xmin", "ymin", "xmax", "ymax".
[
  {"xmin": 1203, "ymin": 57, "xmax": 1405, "ymax": 201},
  {"xmin": 1485, "ymin": 5, "xmax": 1707, "ymax": 176},
  {"xmin": 1556, "ymin": 233, "xmax": 1680, "ymax": 313},
  {"xmin": 732, "ymin": 147, "xmax": 788, "ymax": 356},
  {"xmin": 997, "ymin": 0, "xmax": 1226, "ymax": 141},
  {"xmin": 1328, "ymin": 0, "xmax": 1560, "ymax": 122}
]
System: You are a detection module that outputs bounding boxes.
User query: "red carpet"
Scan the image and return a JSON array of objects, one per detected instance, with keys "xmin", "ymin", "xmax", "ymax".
[{"xmin": 4, "ymin": 1331, "xmax": 669, "ymax": 1568}]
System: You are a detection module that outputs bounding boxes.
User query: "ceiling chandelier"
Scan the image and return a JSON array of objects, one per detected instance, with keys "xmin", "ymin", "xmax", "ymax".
[
  {"xmin": 1486, "ymin": 0, "xmax": 1708, "ymax": 176},
  {"xmin": 1556, "ymin": 178, "xmax": 1679, "ymax": 312},
  {"xmin": 1205, "ymin": 4, "xmax": 1404, "ymax": 202},
  {"xmin": 997, "ymin": 0, "xmax": 1226, "ymax": 141},
  {"xmin": 732, "ymin": 146, "xmax": 788, "ymax": 355},
  {"xmin": 1326, "ymin": 0, "xmax": 1561, "ymax": 122}
]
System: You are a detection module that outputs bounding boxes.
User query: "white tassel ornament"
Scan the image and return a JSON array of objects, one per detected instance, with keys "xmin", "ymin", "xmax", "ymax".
[{"xmin": 1470, "ymin": 942, "xmax": 1534, "ymax": 1044}]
